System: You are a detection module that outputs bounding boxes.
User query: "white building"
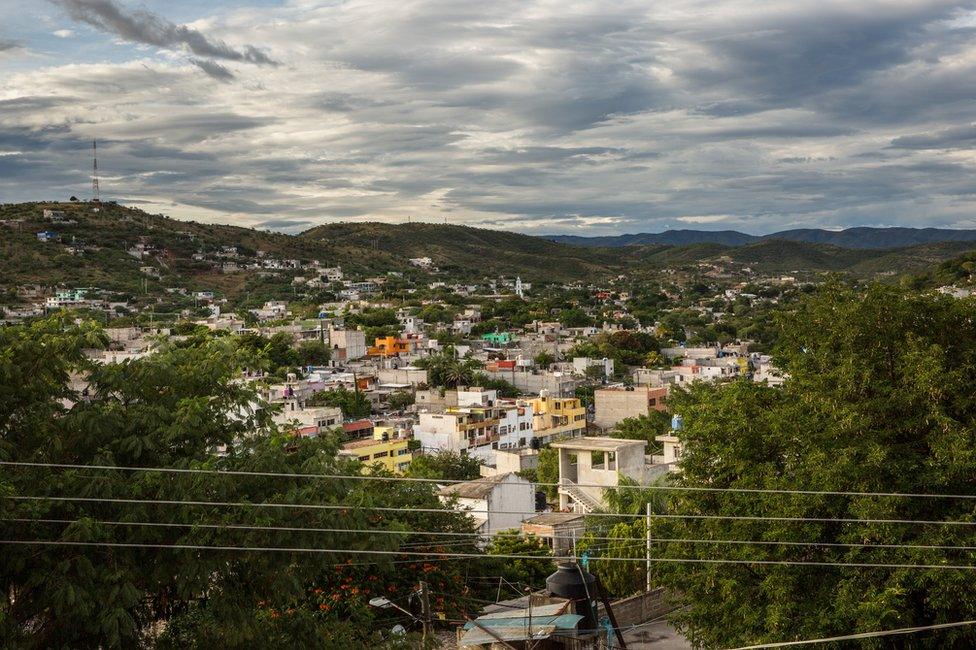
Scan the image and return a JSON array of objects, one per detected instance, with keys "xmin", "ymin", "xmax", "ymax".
[{"xmin": 437, "ymin": 472, "xmax": 536, "ymax": 538}]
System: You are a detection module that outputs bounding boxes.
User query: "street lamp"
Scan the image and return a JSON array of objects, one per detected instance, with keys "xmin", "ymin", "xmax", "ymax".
[{"xmin": 368, "ymin": 596, "xmax": 414, "ymax": 619}]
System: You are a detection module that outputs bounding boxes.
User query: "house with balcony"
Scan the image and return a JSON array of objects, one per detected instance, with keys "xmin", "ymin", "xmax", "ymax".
[
  {"xmin": 272, "ymin": 399, "xmax": 343, "ymax": 438},
  {"xmin": 551, "ymin": 437, "xmax": 649, "ymax": 512},
  {"xmin": 530, "ymin": 391, "xmax": 587, "ymax": 445},
  {"xmin": 339, "ymin": 426, "xmax": 413, "ymax": 473},
  {"xmin": 413, "ymin": 388, "xmax": 532, "ymax": 461}
]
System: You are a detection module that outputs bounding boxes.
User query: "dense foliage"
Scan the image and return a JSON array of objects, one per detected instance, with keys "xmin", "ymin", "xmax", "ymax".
[
  {"xmin": 406, "ymin": 451, "xmax": 482, "ymax": 481},
  {"xmin": 0, "ymin": 319, "xmax": 487, "ymax": 648},
  {"xmin": 653, "ymin": 283, "xmax": 976, "ymax": 647}
]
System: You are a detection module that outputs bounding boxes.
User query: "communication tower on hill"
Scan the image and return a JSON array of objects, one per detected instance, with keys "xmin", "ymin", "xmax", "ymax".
[{"xmin": 91, "ymin": 139, "xmax": 101, "ymax": 203}]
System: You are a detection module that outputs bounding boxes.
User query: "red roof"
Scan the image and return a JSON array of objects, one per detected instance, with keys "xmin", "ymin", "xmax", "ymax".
[{"xmin": 342, "ymin": 419, "xmax": 374, "ymax": 433}]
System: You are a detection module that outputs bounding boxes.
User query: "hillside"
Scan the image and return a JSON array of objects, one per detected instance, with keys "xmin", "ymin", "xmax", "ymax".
[
  {"xmin": 550, "ymin": 226, "xmax": 976, "ymax": 249},
  {"xmin": 298, "ymin": 222, "xmax": 621, "ymax": 280},
  {"xmin": 549, "ymin": 230, "xmax": 757, "ymax": 247},
  {"xmin": 4, "ymin": 202, "xmax": 976, "ymax": 307}
]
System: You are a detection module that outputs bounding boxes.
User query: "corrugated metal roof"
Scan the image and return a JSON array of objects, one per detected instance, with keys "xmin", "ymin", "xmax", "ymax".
[{"xmin": 460, "ymin": 624, "xmax": 557, "ymax": 646}]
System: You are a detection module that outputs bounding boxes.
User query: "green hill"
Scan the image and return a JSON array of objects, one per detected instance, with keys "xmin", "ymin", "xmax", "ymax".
[
  {"xmin": 298, "ymin": 221, "xmax": 620, "ymax": 280},
  {"xmin": 3, "ymin": 202, "xmax": 976, "ymax": 307}
]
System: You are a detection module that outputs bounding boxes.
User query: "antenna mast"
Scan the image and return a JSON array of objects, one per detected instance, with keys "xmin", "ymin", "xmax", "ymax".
[{"xmin": 91, "ymin": 139, "xmax": 100, "ymax": 202}]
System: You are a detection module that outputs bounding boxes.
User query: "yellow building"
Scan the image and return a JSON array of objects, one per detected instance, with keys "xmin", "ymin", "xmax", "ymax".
[
  {"xmin": 339, "ymin": 426, "xmax": 413, "ymax": 473},
  {"xmin": 530, "ymin": 393, "xmax": 587, "ymax": 445}
]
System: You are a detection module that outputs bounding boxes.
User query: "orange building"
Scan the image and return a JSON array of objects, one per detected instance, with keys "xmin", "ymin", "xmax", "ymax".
[{"xmin": 368, "ymin": 336, "xmax": 411, "ymax": 357}]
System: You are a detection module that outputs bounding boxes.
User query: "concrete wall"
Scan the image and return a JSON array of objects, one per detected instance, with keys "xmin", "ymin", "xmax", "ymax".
[
  {"xmin": 597, "ymin": 587, "xmax": 675, "ymax": 627},
  {"xmin": 377, "ymin": 367, "xmax": 428, "ymax": 385},
  {"xmin": 481, "ymin": 369, "xmax": 583, "ymax": 397},
  {"xmin": 486, "ymin": 476, "xmax": 537, "ymax": 536},
  {"xmin": 593, "ymin": 387, "xmax": 667, "ymax": 430}
]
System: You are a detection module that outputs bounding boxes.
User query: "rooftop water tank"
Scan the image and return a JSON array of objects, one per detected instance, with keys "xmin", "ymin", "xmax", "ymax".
[{"xmin": 546, "ymin": 562, "xmax": 598, "ymax": 632}]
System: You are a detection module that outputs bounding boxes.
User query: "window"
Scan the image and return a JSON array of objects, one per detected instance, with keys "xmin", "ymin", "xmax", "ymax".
[
  {"xmin": 397, "ymin": 448, "xmax": 411, "ymax": 456},
  {"xmin": 358, "ymin": 455, "xmax": 370, "ymax": 461},
  {"xmin": 373, "ymin": 451, "xmax": 390, "ymax": 459}
]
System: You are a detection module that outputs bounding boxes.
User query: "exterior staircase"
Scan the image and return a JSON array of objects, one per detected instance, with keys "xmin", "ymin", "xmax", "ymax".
[{"xmin": 558, "ymin": 478, "xmax": 603, "ymax": 513}]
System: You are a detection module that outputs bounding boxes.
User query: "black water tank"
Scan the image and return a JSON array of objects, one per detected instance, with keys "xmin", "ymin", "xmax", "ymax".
[{"xmin": 546, "ymin": 562, "xmax": 598, "ymax": 632}]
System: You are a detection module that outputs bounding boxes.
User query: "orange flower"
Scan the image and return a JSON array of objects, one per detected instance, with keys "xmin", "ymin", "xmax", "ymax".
[
  {"xmin": 319, "ymin": 603, "xmax": 330, "ymax": 611},
  {"xmin": 351, "ymin": 587, "xmax": 360, "ymax": 595}
]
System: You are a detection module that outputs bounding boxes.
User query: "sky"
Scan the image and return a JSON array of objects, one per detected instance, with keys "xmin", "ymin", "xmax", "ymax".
[{"xmin": 2, "ymin": 0, "xmax": 976, "ymax": 235}]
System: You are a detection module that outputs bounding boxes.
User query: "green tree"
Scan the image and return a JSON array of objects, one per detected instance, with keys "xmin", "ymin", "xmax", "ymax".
[
  {"xmin": 0, "ymin": 319, "xmax": 485, "ymax": 648},
  {"xmin": 307, "ymin": 386, "xmax": 372, "ymax": 419},
  {"xmin": 387, "ymin": 390, "xmax": 415, "ymax": 411},
  {"xmin": 536, "ymin": 448, "xmax": 559, "ymax": 499},
  {"xmin": 407, "ymin": 451, "xmax": 482, "ymax": 481},
  {"xmin": 533, "ymin": 351, "xmax": 556, "ymax": 369},
  {"xmin": 577, "ymin": 477, "xmax": 670, "ymax": 597},
  {"xmin": 295, "ymin": 340, "xmax": 331, "ymax": 367},
  {"xmin": 653, "ymin": 283, "xmax": 976, "ymax": 648},
  {"xmin": 611, "ymin": 412, "xmax": 671, "ymax": 447},
  {"xmin": 485, "ymin": 530, "xmax": 553, "ymax": 591}
]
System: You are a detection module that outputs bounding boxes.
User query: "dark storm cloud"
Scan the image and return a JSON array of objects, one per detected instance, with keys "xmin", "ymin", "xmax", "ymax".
[
  {"xmin": 683, "ymin": 3, "xmax": 971, "ymax": 111},
  {"xmin": 0, "ymin": 38, "xmax": 20, "ymax": 51},
  {"xmin": 10, "ymin": 0, "xmax": 976, "ymax": 233},
  {"xmin": 190, "ymin": 58, "xmax": 235, "ymax": 82},
  {"xmin": 52, "ymin": 0, "xmax": 276, "ymax": 64},
  {"xmin": 891, "ymin": 125, "xmax": 976, "ymax": 149}
]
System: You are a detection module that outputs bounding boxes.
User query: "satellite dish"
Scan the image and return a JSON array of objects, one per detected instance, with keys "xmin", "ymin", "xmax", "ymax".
[{"xmin": 391, "ymin": 624, "xmax": 406, "ymax": 636}]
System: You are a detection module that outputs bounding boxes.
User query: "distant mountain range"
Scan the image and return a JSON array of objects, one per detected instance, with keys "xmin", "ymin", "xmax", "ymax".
[{"xmin": 547, "ymin": 227, "xmax": 976, "ymax": 250}]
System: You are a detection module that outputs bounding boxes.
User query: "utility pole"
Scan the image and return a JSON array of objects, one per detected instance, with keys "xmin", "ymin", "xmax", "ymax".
[
  {"xmin": 646, "ymin": 501, "xmax": 652, "ymax": 593},
  {"xmin": 419, "ymin": 580, "xmax": 432, "ymax": 643}
]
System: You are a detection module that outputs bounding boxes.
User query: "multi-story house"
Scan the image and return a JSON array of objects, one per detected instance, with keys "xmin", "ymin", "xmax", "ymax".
[
  {"xmin": 368, "ymin": 336, "xmax": 413, "ymax": 357},
  {"xmin": 272, "ymin": 398, "xmax": 343, "ymax": 438},
  {"xmin": 413, "ymin": 388, "xmax": 533, "ymax": 461},
  {"xmin": 339, "ymin": 425, "xmax": 413, "ymax": 473},
  {"xmin": 551, "ymin": 436, "xmax": 649, "ymax": 512},
  {"xmin": 530, "ymin": 391, "xmax": 587, "ymax": 445}
]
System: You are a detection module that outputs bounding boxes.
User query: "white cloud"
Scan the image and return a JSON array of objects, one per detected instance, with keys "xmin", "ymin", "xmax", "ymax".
[
  {"xmin": 1, "ymin": 0, "xmax": 976, "ymax": 234},
  {"xmin": 53, "ymin": 29, "xmax": 74, "ymax": 38}
]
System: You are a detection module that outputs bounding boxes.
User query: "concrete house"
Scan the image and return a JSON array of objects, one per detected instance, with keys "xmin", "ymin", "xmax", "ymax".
[
  {"xmin": 551, "ymin": 437, "xmax": 648, "ymax": 512},
  {"xmin": 437, "ymin": 472, "xmax": 536, "ymax": 538},
  {"xmin": 593, "ymin": 386, "xmax": 668, "ymax": 430}
]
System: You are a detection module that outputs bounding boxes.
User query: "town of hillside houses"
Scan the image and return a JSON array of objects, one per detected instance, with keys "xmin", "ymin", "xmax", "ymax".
[{"xmin": 15, "ymin": 259, "xmax": 788, "ymax": 507}]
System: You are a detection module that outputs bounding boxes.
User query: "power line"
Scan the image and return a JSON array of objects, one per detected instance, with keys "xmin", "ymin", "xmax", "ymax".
[
  {"xmin": 728, "ymin": 619, "xmax": 976, "ymax": 649},
  {"xmin": 29, "ymin": 517, "xmax": 976, "ymax": 553},
  {"xmin": 11, "ymin": 494, "xmax": 976, "ymax": 527},
  {"xmin": 4, "ymin": 539, "xmax": 976, "ymax": 571},
  {"xmin": 6, "ymin": 460, "xmax": 976, "ymax": 501}
]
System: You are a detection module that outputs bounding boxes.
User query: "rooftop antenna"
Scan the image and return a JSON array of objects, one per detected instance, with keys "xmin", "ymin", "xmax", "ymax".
[{"xmin": 91, "ymin": 139, "xmax": 101, "ymax": 203}]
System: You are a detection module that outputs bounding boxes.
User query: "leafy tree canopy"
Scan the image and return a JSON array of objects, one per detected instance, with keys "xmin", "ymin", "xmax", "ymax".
[
  {"xmin": 652, "ymin": 283, "xmax": 976, "ymax": 648},
  {"xmin": 0, "ymin": 318, "xmax": 482, "ymax": 648}
]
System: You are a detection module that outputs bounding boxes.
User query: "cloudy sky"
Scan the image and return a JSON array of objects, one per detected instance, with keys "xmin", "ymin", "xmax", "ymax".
[{"xmin": 2, "ymin": 0, "xmax": 976, "ymax": 234}]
